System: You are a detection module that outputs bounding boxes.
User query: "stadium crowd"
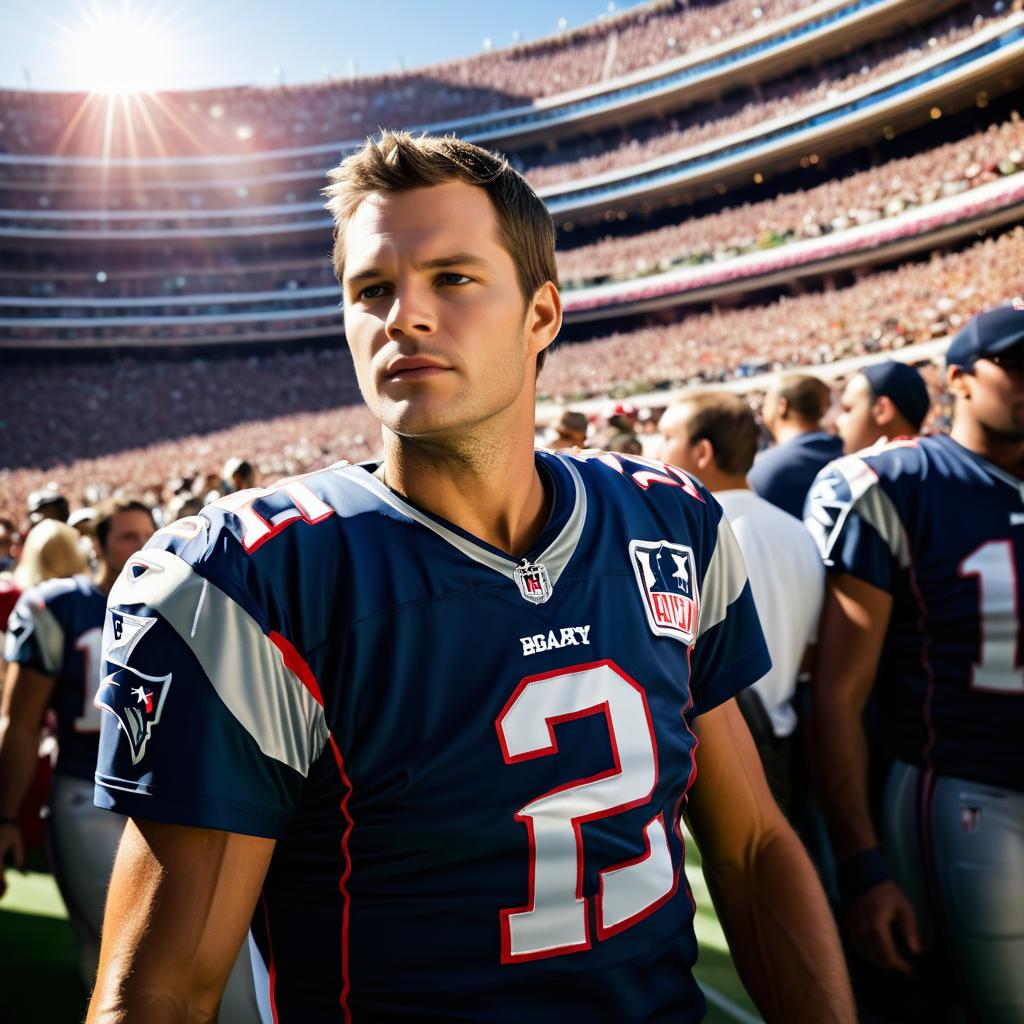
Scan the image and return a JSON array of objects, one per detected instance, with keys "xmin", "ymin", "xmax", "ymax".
[
  {"xmin": 556, "ymin": 113, "xmax": 1024, "ymax": 284},
  {"xmin": 0, "ymin": 0, "xmax": 812, "ymax": 159},
  {"xmin": 3, "ymin": 223, "xmax": 1018, "ymax": 522},
  {"xmin": 544, "ymin": 224, "xmax": 1024, "ymax": 396},
  {"xmin": 4, "ymin": 110, "xmax": 1022, "ymax": 312},
  {"xmin": 521, "ymin": 1, "xmax": 1009, "ymax": 186}
]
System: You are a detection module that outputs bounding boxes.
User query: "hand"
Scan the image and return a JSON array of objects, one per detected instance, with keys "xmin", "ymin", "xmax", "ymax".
[
  {"xmin": 844, "ymin": 879, "xmax": 922, "ymax": 974},
  {"xmin": 0, "ymin": 821, "xmax": 24, "ymax": 899}
]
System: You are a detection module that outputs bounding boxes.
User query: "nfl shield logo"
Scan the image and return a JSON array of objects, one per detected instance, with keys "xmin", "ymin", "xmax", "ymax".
[
  {"xmin": 514, "ymin": 559, "xmax": 552, "ymax": 604},
  {"xmin": 629, "ymin": 540, "xmax": 699, "ymax": 645}
]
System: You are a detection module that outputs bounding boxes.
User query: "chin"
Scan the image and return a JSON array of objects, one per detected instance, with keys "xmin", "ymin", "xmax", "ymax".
[{"xmin": 382, "ymin": 402, "xmax": 464, "ymax": 440}]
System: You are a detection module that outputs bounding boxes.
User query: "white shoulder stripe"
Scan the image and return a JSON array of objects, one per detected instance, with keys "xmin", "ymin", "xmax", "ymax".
[
  {"xmin": 21, "ymin": 601, "xmax": 65, "ymax": 675},
  {"xmin": 852, "ymin": 484, "xmax": 910, "ymax": 569},
  {"xmin": 108, "ymin": 549, "xmax": 327, "ymax": 777},
  {"xmin": 697, "ymin": 515, "xmax": 748, "ymax": 640}
]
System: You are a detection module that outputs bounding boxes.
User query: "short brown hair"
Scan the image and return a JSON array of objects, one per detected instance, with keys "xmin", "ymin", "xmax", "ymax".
[
  {"xmin": 774, "ymin": 374, "xmax": 831, "ymax": 424},
  {"xmin": 324, "ymin": 131, "xmax": 558, "ymax": 370},
  {"xmin": 94, "ymin": 497, "xmax": 153, "ymax": 552},
  {"xmin": 679, "ymin": 392, "xmax": 759, "ymax": 475}
]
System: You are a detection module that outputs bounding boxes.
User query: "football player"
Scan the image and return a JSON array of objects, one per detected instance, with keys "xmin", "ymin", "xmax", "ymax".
[
  {"xmin": 87, "ymin": 132, "xmax": 853, "ymax": 1024},
  {"xmin": 805, "ymin": 302, "xmax": 1024, "ymax": 1022},
  {"xmin": 835, "ymin": 360, "xmax": 930, "ymax": 456},
  {"xmin": 1, "ymin": 501, "xmax": 154, "ymax": 977}
]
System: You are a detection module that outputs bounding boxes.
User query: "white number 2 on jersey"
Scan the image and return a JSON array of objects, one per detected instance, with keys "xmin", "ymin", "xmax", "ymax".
[
  {"xmin": 959, "ymin": 540, "xmax": 1024, "ymax": 694},
  {"xmin": 495, "ymin": 660, "xmax": 677, "ymax": 962}
]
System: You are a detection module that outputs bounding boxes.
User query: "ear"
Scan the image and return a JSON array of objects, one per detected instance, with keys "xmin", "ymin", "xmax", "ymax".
[
  {"xmin": 694, "ymin": 438, "xmax": 716, "ymax": 474},
  {"xmin": 776, "ymin": 396, "xmax": 790, "ymax": 420},
  {"xmin": 946, "ymin": 364, "xmax": 971, "ymax": 400},
  {"xmin": 527, "ymin": 281, "xmax": 562, "ymax": 359},
  {"xmin": 872, "ymin": 395, "xmax": 897, "ymax": 427}
]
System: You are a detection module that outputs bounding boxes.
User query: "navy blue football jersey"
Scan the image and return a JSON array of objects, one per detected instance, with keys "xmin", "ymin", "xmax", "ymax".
[
  {"xmin": 95, "ymin": 450, "xmax": 769, "ymax": 1023},
  {"xmin": 804, "ymin": 434, "xmax": 1024, "ymax": 791},
  {"xmin": 5, "ymin": 575, "xmax": 107, "ymax": 781}
]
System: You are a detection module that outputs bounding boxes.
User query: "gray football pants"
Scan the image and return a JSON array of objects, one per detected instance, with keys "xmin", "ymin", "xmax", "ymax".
[
  {"xmin": 48, "ymin": 773, "xmax": 264, "ymax": 1022},
  {"xmin": 883, "ymin": 760, "xmax": 1024, "ymax": 1024}
]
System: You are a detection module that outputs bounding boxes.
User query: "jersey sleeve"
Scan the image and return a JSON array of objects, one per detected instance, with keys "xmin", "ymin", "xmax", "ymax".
[
  {"xmin": 94, "ymin": 543, "xmax": 329, "ymax": 839},
  {"xmin": 3, "ymin": 588, "xmax": 63, "ymax": 676},
  {"xmin": 803, "ymin": 453, "xmax": 910, "ymax": 593},
  {"xmin": 688, "ymin": 508, "xmax": 772, "ymax": 717}
]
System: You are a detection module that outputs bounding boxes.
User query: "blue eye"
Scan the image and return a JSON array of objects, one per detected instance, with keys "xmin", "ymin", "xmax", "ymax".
[
  {"xmin": 358, "ymin": 284, "xmax": 388, "ymax": 300},
  {"xmin": 439, "ymin": 273, "xmax": 471, "ymax": 286}
]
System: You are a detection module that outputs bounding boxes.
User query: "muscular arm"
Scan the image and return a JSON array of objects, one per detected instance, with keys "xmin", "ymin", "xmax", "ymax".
[
  {"xmin": 0, "ymin": 663, "xmax": 56, "ymax": 896},
  {"xmin": 87, "ymin": 817, "xmax": 275, "ymax": 1024},
  {"xmin": 685, "ymin": 698, "xmax": 854, "ymax": 1023},
  {"xmin": 810, "ymin": 572, "xmax": 920, "ymax": 972},
  {"xmin": 810, "ymin": 573, "xmax": 891, "ymax": 857}
]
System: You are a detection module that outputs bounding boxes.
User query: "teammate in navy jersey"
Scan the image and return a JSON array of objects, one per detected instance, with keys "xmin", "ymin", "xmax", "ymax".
[
  {"xmin": 805, "ymin": 302, "xmax": 1024, "ymax": 1022},
  {"xmin": 1, "ymin": 500, "xmax": 154, "ymax": 978},
  {"xmin": 87, "ymin": 132, "xmax": 852, "ymax": 1024}
]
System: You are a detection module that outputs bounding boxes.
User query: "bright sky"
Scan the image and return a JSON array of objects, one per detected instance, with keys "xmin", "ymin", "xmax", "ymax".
[{"xmin": 1, "ymin": 0, "xmax": 650, "ymax": 94}]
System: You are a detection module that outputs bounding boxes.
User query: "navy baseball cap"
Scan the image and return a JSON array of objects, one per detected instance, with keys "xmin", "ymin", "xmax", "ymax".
[
  {"xmin": 860, "ymin": 360, "xmax": 930, "ymax": 430},
  {"xmin": 946, "ymin": 300, "xmax": 1024, "ymax": 369}
]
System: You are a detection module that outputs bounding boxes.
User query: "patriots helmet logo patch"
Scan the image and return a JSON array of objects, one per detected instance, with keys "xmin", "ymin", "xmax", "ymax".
[
  {"xmin": 95, "ymin": 666, "xmax": 172, "ymax": 765},
  {"xmin": 629, "ymin": 540, "xmax": 699, "ymax": 645}
]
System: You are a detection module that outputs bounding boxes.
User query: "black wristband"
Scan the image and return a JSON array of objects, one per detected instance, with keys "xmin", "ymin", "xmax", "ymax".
[
  {"xmin": 837, "ymin": 846, "xmax": 890, "ymax": 904},
  {"xmin": 0, "ymin": 817, "xmax": 18, "ymax": 826}
]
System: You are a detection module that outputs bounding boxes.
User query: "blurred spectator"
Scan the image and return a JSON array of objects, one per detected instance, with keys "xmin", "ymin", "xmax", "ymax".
[
  {"xmin": 836, "ymin": 361, "xmax": 931, "ymax": 454},
  {"xmin": 546, "ymin": 410, "xmax": 589, "ymax": 450},
  {"xmin": 222, "ymin": 457, "xmax": 257, "ymax": 493},
  {"xmin": 0, "ymin": 499, "xmax": 157, "ymax": 993},
  {"xmin": 594, "ymin": 427, "xmax": 643, "ymax": 455},
  {"xmin": 658, "ymin": 390, "xmax": 823, "ymax": 819},
  {"xmin": 12, "ymin": 520, "xmax": 88, "ymax": 590},
  {"xmin": 27, "ymin": 489, "xmax": 70, "ymax": 526},
  {"xmin": 749, "ymin": 374, "xmax": 841, "ymax": 519},
  {"xmin": 0, "ymin": 518, "xmax": 20, "ymax": 575}
]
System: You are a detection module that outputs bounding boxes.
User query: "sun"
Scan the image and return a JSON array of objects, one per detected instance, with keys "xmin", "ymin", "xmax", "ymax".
[{"xmin": 69, "ymin": 2, "xmax": 176, "ymax": 94}]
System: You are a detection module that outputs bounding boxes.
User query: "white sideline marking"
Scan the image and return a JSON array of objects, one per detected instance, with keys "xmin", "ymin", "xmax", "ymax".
[{"xmin": 702, "ymin": 982, "xmax": 763, "ymax": 1024}]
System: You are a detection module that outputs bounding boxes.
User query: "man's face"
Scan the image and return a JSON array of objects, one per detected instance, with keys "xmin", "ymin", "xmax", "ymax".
[
  {"xmin": 101, "ymin": 509, "xmax": 155, "ymax": 576},
  {"xmin": 958, "ymin": 345, "xmax": 1024, "ymax": 440},
  {"xmin": 837, "ymin": 374, "xmax": 881, "ymax": 454},
  {"xmin": 761, "ymin": 389, "xmax": 780, "ymax": 439},
  {"xmin": 342, "ymin": 181, "xmax": 552, "ymax": 442},
  {"xmin": 656, "ymin": 404, "xmax": 700, "ymax": 476}
]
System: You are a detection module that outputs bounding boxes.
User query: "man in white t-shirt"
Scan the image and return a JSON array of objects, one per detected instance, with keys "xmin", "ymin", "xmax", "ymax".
[{"xmin": 658, "ymin": 391, "xmax": 824, "ymax": 818}]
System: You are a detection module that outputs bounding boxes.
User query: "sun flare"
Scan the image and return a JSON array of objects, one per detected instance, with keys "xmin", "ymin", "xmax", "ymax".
[{"xmin": 70, "ymin": 3, "xmax": 176, "ymax": 94}]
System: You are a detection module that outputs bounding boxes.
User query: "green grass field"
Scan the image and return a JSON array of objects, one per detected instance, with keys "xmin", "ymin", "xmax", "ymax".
[{"xmin": 0, "ymin": 848, "xmax": 760, "ymax": 1023}]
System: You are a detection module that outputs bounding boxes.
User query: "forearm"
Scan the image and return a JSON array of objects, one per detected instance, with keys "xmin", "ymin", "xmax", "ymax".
[
  {"xmin": 0, "ymin": 722, "xmax": 42, "ymax": 818},
  {"xmin": 705, "ymin": 825, "xmax": 854, "ymax": 1023},
  {"xmin": 809, "ymin": 682, "xmax": 878, "ymax": 859},
  {"xmin": 88, "ymin": 818, "xmax": 272, "ymax": 1024}
]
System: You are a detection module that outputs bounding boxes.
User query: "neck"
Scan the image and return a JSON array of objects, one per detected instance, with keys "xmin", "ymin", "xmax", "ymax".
[
  {"xmin": 705, "ymin": 470, "xmax": 751, "ymax": 493},
  {"xmin": 94, "ymin": 564, "xmax": 117, "ymax": 596},
  {"xmin": 379, "ymin": 405, "xmax": 548, "ymax": 558},
  {"xmin": 951, "ymin": 416, "xmax": 1024, "ymax": 479},
  {"xmin": 773, "ymin": 420, "xmax": 819, "ymax": 444}
]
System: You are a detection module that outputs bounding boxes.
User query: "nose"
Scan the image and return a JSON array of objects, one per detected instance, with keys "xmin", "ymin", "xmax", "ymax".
[{"xmin": 385, "ymin": 283, "xmax": 437, "ymax": 341}]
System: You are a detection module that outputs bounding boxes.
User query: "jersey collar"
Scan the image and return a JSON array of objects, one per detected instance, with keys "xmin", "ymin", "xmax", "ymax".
[
  {"xmin": 939, "ymin": 433, "xmax": 1024, "ymax": 501},
  {"xmin": 339, "ymin": 451, "xmax": 587, "ymax": 597}
]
